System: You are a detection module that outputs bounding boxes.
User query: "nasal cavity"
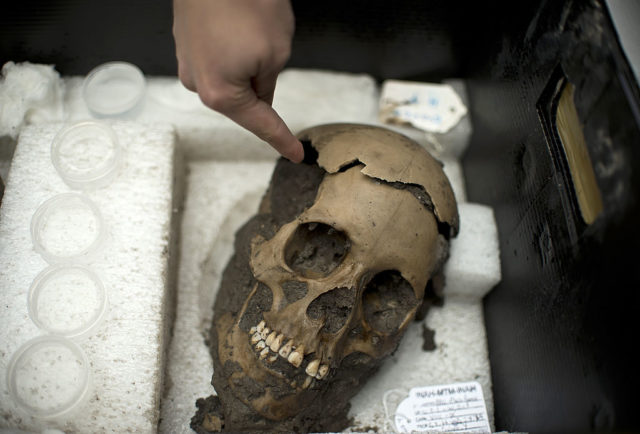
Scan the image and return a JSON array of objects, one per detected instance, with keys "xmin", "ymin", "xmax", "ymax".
[
  {"xmin": 284, "ymin": 222, "xmax": 349, "ymax": 278},
  {"xmin": 307, "ymin": 286, "xmax": 355, "ymax": 334}
]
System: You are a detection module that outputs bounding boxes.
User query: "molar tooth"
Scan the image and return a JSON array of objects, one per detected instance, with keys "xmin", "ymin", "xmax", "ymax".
[
  {"xmin": 279, "ymin": 339, "xmax": 294, "ymax": 358},
  {"xmin": 288, "ymin": 345, "xmax": 304, "ymax": 368},
  {"xmin": 255, "ymin": 340, "xmax": 266, "ymax": 351},
  {"xmin": 250, "ymin": 332, "xmax": 262, "ymax": 345},
  {"xmin": 256, "ymin": 321, "xmax": 265, "ymax": 332},
  {"xmin": 260, "ymin": 327, "xmax": 270, "ymax": 340},
  {"xmin": 259, "ymin": 347, "xmax": 269, "ymax": 359},
  {"xmin": 316, "ymin": 364, "xmax": 329, "ymax": 380},
  {"xmin": 305, "ymin": 359, "xmax": 320, "ymax": 377},
  {"xmin": 265, "ymin": 331, "xmax": 277, "ymax": 347},
  {"xmin": 270, "ymin": 334, "xmax": 284, "ymax": 352}
]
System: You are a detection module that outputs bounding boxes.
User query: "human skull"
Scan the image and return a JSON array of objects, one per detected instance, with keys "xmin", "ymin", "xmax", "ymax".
[{"xmin": 196, "ymin": 124, "xmax": 459, "ymax": 433}]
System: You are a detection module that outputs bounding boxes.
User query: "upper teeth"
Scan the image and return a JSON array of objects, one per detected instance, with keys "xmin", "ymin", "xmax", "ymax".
[
  {"xmin": 247, "ymin": 320, "xmax": 329, "ymax": 383},
  {"xmin": 270, "ymin": 334, "xmax": 284, "ymax": 352},
  {"xmin": 287, "ymin": 346, "xmax": 304, "ymax": 368},
  {"xmin": 305, "ymin": 359, "xmax": 320, "ymax": 377},
  {"xmin": 279, "ymin": 339, "xmax": 293, "ymax": 358}
]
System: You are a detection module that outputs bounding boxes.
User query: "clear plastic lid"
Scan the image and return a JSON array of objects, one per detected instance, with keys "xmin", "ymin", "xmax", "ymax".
[
  {"xmin": 51, "ymin": 121, "xmax": 121, "ymax": 190},
  {"xmin": 28, "ymin": 265, "xmax": 108, "ymax": 340},
  {"xmin": 31, "ymin": 193, "xmax": 105, "ymax": 264},
  {"xmin": 6, "ymin": 336, "xmax": 91, "ymax": 419},
  {"xmin": 83, "ymin": 61, "xmax": 146, "ymax": 117}
]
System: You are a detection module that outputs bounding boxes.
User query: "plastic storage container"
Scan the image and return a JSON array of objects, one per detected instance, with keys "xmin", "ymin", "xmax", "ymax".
[
  {"xmin": 6, "ymin": 336, "xmax": 91, "ymax": 419},
  {"xmin": 28, "ymin": 265, "xmax": 108, "ymax": 340},
  {"xmin": 51, "ymin": 121, "xmax": 121, "ymax": 190},
  {"xmin": 31, "ymin": 193, "xmax": 106, "ymax": 264},
  {"xmin": 82, "ymin": 61, "xmax": 146, "ymax": 117}
]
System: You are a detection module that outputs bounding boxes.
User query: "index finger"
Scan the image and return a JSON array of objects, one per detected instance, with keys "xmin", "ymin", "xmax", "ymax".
[{"xmin": 223, "ymin": 93, "xmax": 304, "ymax": 163}]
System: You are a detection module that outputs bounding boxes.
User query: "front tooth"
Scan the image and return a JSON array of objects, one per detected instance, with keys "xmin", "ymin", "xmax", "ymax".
[
  {"xmin": 250, "ymin": 332, "xmax": 262, "ymax": 345},
  {"xmin": 279, "ymin": 340, "xmax": 294, "ymax": 358},
  {"xmin": 255, "ymin": 340, "xmax": 266, "ymax": 351},
  {"xmin": 270, "ymin": 334, "xmax": 284, "ymax": 352},
  {"xmin": 288, "ymin": 345, "xmax": 304, "ymax": 368},
  {"xmin": 305, "ymin": 359, "xmax": 320, "ymax": 377},
  {"xmin": 256, "ymin": 321, "xmax": 265, "ymax": 332},
  {"xmin": 260, "ymin": 327, "xmax": 270, "ymax": 340},
  {"xmin": 249, "ymin": 326, "xmax": 257, "ymax": 334},
  {"xmin": 265, "ymin": 331, "xmax": 277, "ymax": 347},
  {"xmin": 267, "ymin": 354, "xmax": 278, "ymax": 363},
  {"xmin": 316, "ymin": 364, "xmax": 329, "ymax": 380},
  {"xmin": 302, "ymin": 376, "xmax": 313, "ymax": 389},
  {"xmin": 259, "ymin": 347, "xmax": 269, "ymax": 359}
]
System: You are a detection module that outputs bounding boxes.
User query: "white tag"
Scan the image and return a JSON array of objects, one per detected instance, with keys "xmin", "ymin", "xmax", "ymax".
[
  {"xmin": 379, "ymin": 80, "xmax": 467, "ymax": 134},
  {"xmin": 394, "ymin": 381, "xmax": 491, "ymax": 433}
]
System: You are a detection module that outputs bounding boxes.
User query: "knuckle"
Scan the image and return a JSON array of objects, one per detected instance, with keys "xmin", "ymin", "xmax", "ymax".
[
  {"xmin": 198, "ymin": 86, "xmax": 233, "ymax": 112},
  {"xmin": 272, "ymin": 44, "xmax": 292, "ymax": 68}
]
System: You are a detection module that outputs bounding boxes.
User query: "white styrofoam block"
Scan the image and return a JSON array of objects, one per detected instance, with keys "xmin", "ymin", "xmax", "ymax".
[
  {"xmin": 444, "ymin": 203, "xmax": 502, "ymax": 300},
  {"xmin": 56, "ymin": 69, "xmax": 380, "ymax": 161},
  {"xmin": 158, "ymin": 161, "xmax": 274, "ymax": 434},
  {"xmin": 346, "ymin": 301, "xmax": 494, "ymax": 432},
  {"xmin": 0, "ymin": 121, "xmax": 178, "ymax": 433},
  {"xmin": 160, "ymin": 158, "xmax": 498, "ymax": 433},
  {"xmin": 441, "ymin": 157, "xmax": 467, "ymax": 203}
]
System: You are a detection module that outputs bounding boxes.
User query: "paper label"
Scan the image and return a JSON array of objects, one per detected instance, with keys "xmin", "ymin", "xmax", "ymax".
[
  {"xmin": 379, "ymin": 80, "xmax": 467, "ymax": 134},
  {"xmin": 394, "ymin": 381, "xmax": 491, "ymax": 433}
]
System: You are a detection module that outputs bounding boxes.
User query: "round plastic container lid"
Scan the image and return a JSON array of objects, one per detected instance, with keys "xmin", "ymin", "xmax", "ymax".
[
  {"xmin": 51, "ymin": 121, "xmax": 121, "ymax": 190},
  {"xmin": 7, "ymin": 336, "xmax": 91, "ymax": 419},
  {"xmin": 83, "ymin": 61, "xmax": 145, "ymax": 117},
  {"xmin": 28, "ymin": 265, "xmax": 108, "ymax": 340},
  {"xmin": 31, "ymin": 193, "xmax": 105, "ymax": 264}
]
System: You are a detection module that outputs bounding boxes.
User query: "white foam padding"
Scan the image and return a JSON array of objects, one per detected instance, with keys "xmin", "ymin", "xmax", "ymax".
[
  {"xmin": 159, "ymin": 164, "xmax": 500, "ymax": 433},
  {"xmin": 1, "ymin": 65, "xmax": 498, "ymax": 433},
  {"xmin": 444, "ymin": 203, "xmax": 502, "ymax": 300},
  {"xmin": 346, "ymin": 204, "xmax": 499, "ymax": 433},
  {"xmin": 0, "ymin": 121, "xmax": 178, "ymax": 433},
  {"xmin": 57, "ymin": 68, "xmax": 380, "ymax": 161},
  {"xmin": 158, "ymin": 161, "xmax": 275, "ymax": 434},
  {"xmin": 0, "ymin": 62, "xmax": 65, "ymax": 140}
]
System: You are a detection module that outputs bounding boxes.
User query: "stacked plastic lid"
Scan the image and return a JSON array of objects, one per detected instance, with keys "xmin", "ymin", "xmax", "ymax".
[
  {"xmin": 6, "ymin": 66, "xmax": 144, "ymax": 419},
  {"xmin": 82, "ymin": 61, "xmax": 146, "ymax": 118}
]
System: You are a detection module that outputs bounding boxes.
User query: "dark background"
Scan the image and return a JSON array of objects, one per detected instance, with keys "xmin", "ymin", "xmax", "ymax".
[{"xmin": 2, "ymin": 1, "xmax": 639, "ymax": 432}]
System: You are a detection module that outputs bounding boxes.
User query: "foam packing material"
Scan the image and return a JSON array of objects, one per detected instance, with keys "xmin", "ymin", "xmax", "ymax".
[
  {"xmin": 58, "ymin": 68, "xmax": 381, "ymax": 162},
  {"xmin": 160, "ymin": 162, "xmax": 500, "ymax": 433},
  {"xmin": 1, "ymin": 65, "xmax": 499, "ymax": 432},
  {"xmin": 0, "ymin": 121, "xmax": 181, "ymax": 433}
]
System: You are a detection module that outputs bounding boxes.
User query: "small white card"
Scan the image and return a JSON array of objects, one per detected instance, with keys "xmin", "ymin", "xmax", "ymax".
[
  {"xmin": 379, "ymin": 80, "xmax": 468, "ymax": 134},
  {"xmin": 394, "ymin": 381, "xmax": 491, "ymax": 433}
]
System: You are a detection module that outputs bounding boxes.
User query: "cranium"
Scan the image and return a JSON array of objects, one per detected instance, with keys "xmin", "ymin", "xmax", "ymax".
[{"xmin": 193, "ymin": 124, "xmax": 459, "ymax": 433}]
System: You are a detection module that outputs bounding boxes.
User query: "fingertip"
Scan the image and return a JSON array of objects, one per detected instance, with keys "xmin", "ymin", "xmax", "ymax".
[{"xmin": 283, "ymin": 138, "xmax": 304, "ymax": 163}]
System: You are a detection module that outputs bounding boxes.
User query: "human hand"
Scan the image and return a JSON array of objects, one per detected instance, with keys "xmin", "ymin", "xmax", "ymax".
[{"xmin": 173, "ymin": 0, "xmax": 303, "ymax": 162}]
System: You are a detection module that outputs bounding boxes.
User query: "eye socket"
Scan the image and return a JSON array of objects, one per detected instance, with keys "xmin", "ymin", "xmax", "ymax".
[
  {"xmin": 284, "ymin": 222, "xmax": 350, "ymax": 278},
  {"xmin": 362, "ymin": 270, "xmax": 418, "ymax": 334}
]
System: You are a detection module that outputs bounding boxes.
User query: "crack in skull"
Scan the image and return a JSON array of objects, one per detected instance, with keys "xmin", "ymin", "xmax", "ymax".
[{"xmin": 204, "ymin": 124, "xmax": 459, "ymax": 433}]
